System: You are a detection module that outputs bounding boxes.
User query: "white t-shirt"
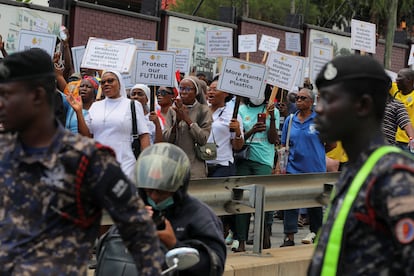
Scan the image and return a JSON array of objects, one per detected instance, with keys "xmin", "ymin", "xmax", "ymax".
[
  {"xmin": 86, "ymin": 97, "xmax": 149, "ymax": 180},
  {"xmin": 206, "ymin": 104, "xmax": 244, "ymax": 166}
]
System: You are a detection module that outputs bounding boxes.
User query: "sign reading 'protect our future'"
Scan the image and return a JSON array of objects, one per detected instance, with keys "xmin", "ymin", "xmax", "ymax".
[{"xmin": 134, "ymin": 50, "xmax": 176, "ymax": 87}]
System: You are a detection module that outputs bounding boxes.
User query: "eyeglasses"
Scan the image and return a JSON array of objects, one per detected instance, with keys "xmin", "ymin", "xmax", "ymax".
[
  {"xmin": 100, "ymin": 78, "xmax": 116, "ymax": 85},
  {"xmin": 156, "ymin": 89, "xmax": 174, "ymax": 96},
  {"xmin": 295, "ymin": 95, "xmax": 310, "ymax": 101},
  {"xmin": 208, "ymin": 87, "xmax": 218, "ymax": 92},
  {"xmin": 179, "ymin": 86, "xmax": 194, "ymax": 93}
]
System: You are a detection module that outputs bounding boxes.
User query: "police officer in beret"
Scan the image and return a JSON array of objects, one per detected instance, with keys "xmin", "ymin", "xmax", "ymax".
[
  {"xmin": 309, "ymin": 55, "xmax": 414, "ymax": 275},
  {"xmin": 0, "ymin": 48, "xmax": 163, "ymax": 275}
]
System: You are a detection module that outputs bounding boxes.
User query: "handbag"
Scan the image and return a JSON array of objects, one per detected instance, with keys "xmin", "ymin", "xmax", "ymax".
[
  {"xmin": 130, "ymin": 101, "xmax": 141, "ymax": 159},
  {"xmin": 278, "ymin": 114, "xmax": 294, "ymax": 174},
  {"xmin": 233, "ymin": 144, "xmax": 250, "ymax": 161},
  {"xmin": 195, "ymin": 143, "xmax": 217, "ymax": 160}
]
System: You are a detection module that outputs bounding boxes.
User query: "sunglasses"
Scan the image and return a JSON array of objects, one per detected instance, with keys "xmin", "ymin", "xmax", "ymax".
[
  {"xmin": 156, "ymin": 89, "xmax": 174, "ymax": 96},
  {"xmin": 179, "ymin": 86, "xmax": 194, "ymax": 93},
  {"xmin": 100, "ymin": 78, "xmax": 116, "ymax": 85},
  {"xmin": 295, "ymin": 95, "xmax": 310, "ymax": 101}
]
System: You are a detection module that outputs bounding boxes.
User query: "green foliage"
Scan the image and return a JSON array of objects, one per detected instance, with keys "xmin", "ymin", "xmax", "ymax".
[{"xmin": 15, "ymin": 0, "xmax": 32, "ymax": 3}]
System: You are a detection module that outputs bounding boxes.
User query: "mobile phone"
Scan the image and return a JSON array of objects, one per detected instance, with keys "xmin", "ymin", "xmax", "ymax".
[{"xmin": 257, "ymin": 113, "xmax": 266, "ymax": 123}]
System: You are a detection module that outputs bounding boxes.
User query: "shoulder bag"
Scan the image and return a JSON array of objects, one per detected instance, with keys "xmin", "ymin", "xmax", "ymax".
[{"xmin": 130, "ymin": 101, "xmax": 141, "ymax": 159}]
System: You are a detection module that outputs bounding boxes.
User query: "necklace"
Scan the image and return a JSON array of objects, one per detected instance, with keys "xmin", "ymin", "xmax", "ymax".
[{"xmin": 103, "ymin": 99, "xmax": 122, "ymax": 124}]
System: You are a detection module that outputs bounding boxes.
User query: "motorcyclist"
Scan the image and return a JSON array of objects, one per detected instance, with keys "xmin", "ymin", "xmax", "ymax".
[{"xmin": 135, "ymin": 143, "xmax": 226, "ymax": 276}]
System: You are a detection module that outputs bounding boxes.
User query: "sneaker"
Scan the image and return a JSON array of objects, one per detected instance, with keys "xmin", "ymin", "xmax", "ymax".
[
  {"xmin": 225, "ymin": 230, "xmax": 233, "ymax": 245},
  {"xmin": 301, "ymin": 232, "xmax": 316, "ymax": 244},
  {"xmin": 280, "ymin": 237, "xmax": 295, "ymax": 247},
  {"xmin": 231, "ymin": 240, "xmax": 239, "ymax": 251}
]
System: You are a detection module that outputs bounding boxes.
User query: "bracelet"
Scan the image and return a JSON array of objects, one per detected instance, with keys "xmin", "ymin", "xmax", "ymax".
[{"xmin": 235, "ymin": 134, "xmax": 243, "ymax": 140}]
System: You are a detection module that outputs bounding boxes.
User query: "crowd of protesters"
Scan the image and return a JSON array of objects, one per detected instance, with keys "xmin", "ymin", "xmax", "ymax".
[{"xmin": 2, "ymin": 27, "xmax": 414, "ymax": 273}]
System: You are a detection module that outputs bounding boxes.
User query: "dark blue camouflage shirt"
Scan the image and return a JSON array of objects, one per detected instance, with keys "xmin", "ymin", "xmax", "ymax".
[
  {"xmin": 309, "ymin": 137, "xmax": 414, "ymax": 275},
  {"xmin": 0, "ymin": 125, "xmax": 163, "ymax": 275}
]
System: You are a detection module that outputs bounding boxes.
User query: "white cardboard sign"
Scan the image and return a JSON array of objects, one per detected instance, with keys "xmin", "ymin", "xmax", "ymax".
[
  {"xmin": 258, "ymin": 34, "xmax": 280, "ymax": 52},
  {"xmin": 309, "ymin": 42, "xmax": 334, "ymax": 83},
  {"xmin": 408, "ymin": 44, "xmax": 414, "ymax": 66},
  {"xmin": 135, "ymin": 39, "xmax": 158, "ymax": 50},
  {"xmin": 134, "ymin": 50, "xmax": 176, "ymax": 87},
  {"xmin": 71, "ymin": 45, "xmax": 86, "ymax": 73},
  {"xmin": 351, "ymin": 19, "xmax": 376, "ymax": 54},
  {"xmin": 17, "ymin": 29, "xmax": 57, "ymax": 57},
  {"xmin": 266, "ymin": 51, "xmax": 301, "ymax": 91},
  {"xmin": 168, "ymin": 47, "xmax": 191, "ymax": 74},
  {"xmin": 238, "ymin": 34, "xmax": 257, "ymax": 53},
  {"xmin": 81, "ymin": 38, "xmax": 137, "ymax": 72},
  {"xmin": 285, "ymin": 32, "xmax": 301, "ymax": 53},
  {"xmin": 206, "ymin": 29, "xmax": 233, "ymax": 57},
  {"xmin": 217, "ymin": 57, "xmax": 267, "ymax": 99}
]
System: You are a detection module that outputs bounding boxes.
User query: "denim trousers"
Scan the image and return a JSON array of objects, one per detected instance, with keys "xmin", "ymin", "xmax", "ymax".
[{"xmin": 283, "ymin": 207, "xmax": 323, "ymax": 234}]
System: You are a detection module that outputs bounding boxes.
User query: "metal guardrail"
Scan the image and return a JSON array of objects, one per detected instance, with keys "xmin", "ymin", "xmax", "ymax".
[
  {"xmin": 101, "ymin": 172, "xmax": 339, "ymax": 225},
  {"xmin": 188, "ymin": 172, "xmax": 340, "ymax": 216}
]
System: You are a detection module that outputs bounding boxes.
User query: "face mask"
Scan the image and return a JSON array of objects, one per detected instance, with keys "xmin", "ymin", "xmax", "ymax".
[
  {"xmin": 249, "ymin": 97, "xmax": 265, "ymax": 106},
  {"xmin": 147, "ymin": 196, "xmax": 175, "ymax": 211}
]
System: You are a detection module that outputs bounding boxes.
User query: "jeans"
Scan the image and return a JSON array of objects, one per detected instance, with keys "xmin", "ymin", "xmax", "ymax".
[
  {"xmin": 283, "ymin": 207, "xmax": 323, "ymax": 234},
  {"xmin": 207, "ymin": 162, "xmax": 236, "ymax": 177}
]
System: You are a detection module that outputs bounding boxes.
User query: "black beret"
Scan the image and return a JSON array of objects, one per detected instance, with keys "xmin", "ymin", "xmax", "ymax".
[
  {"xmin": 315, "ymin": 55, "xmax": 390, "ymax": 89},
  {"xmin": 0, "ymin": 48, "xmax": 55, "ymax": 83}
]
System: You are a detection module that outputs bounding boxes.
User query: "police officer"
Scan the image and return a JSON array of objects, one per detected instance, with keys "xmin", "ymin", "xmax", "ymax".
[
  {"xmin": 135, "ymin": 143, "xmax": 226, "ymax": 276},
  {"xmin": 308, "ymin": 55, "xmax": 414, "ymax": 275},
  {"xmin": 0, "ymin": 48, "xmax": 163, "ymax": 275}
]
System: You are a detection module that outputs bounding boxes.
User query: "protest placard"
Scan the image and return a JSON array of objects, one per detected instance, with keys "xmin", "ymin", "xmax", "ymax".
[
  {"xmin": 408, "ymin": 45, "xmax": 414, "ymax": 66},
  {"xmin": 135, "ymin": 39, "xmax": 158, "ymax": 50},
  {"xmin": 259, "ymin": 34, "xmax": 280, "ymax": 53},
  {"xmin": 81, "ymin": 38, "xmax": 136, "ymax": 72},
  {"xmin": 238, "ymin": 34, "xmax": 257, "ymax": 53},
  {"xmin": 285, "ymin": 32, "xmax": 301, "ymax": 53},
  {"xmin": 206, "ymin": 29, "xmax": 233, "ymax": 57},
  {"xmin": 217, "ymin": 57, "xmax": 267, "ymax": 99},
  {"xmin": 351, "ymin": 19, "xmax": 376, "ymax": 54},
  {"xmin": 309, "ymin": 42, "xmax": 334, "ymax": 82},
  {"xmin": 18, "ymin": 29, "xmax": 57, "ymax": 57},
  {"xmin": 266, "ymin": 51, "xmax": 301, "ymax": 91},
  {"xmin": 71, "ymin": 45, "xmax": 86, "ymax": 73},
  {"xmin": 168, "ymin": 47, "xmax": 191, "ymax": 74},
  {"xmin": 134, "ymin": 50, "xmax": 176, "ymax": 87}
]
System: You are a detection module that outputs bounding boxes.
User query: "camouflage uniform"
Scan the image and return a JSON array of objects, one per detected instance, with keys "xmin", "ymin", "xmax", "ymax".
[
  {"xmin": 308, "ymin": 137, "xmax": 414, "ymax": 275},
  {"xmin": 0, "ymin": 125, "xmax": 163, "ymax": 275}
]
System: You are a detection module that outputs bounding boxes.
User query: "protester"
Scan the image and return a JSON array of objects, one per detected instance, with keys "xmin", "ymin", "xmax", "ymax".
[
  {"xmin": 65, "ymin": 76, "xmax": 99, "ymax": 133},
  {"xmin": 389, "ymin": 68, "xmax": 414, "ymax": 152},
  {"xmin": 156, "ymin": 85, "xmax": 175, "ymax": 128},
  {"xmin": 163, "ymin": 76, "xmax": 212, "ymax": 178},
  {"xmin": 136, "ymin": 143, "xmax": 226, "ymax": 276},
  {"xmin": 279, "ymin": 88, "xmax": 333, "ymax": 247},
  {"xmin": 130, "ymin": 83, "xmax": 163, "ymax": 144},
  {"xmin": 309, "ymin": 55, "xmax": 414, "ymax": 275},
  {"xmin": 232, "ymin": 86, "xmax": 280, "ymax": 252},
  {"xmin": 0, "ymin": 48, "xmax": 162, "ymax": 275},
  {"xmin": 69, "ymin": 70, "xmax": 150, "ymax": 180}
]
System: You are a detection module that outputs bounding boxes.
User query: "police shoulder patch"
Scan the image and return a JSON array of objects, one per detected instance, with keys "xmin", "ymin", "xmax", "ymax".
[{"xmin": 395, "ymin": 218, "xmax": 414, "ymax": 244}]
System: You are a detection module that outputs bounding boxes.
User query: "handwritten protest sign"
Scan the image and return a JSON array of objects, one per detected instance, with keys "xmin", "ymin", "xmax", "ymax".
[
  {"xmin": 285, "ymin": 32, "xmax": 301, "ymax": 53},
  {"xmin": 18, "ymin": 29, "xmax": 57, "ymax": 57},
  {"xmin": 266, "ymin": 52, "xmax": 301, "ymax": 91},
  {"xmin": 134, "ymin": 50, "xmax": 176, "ymax": 87},
  {"xmin": 351, "ymin": 19, "xmax": 376, "ymax": 54},
  {"xmin": 81, "ymin": 38, "xmax": 136, "ymax": 72},
  {"xmin": 217, "ymin": 57, "xmax": 267, "ymax": 99},
  {"xmin": 309, "ymin": 42, "xmax": 333, "ymax": 82},
  {"xmin": 206, "ymin": 29, "xmax": 233, "ymax": 57}
]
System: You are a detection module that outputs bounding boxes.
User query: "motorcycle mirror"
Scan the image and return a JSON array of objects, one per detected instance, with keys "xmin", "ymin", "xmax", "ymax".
[{"xmin": 162, "ymin": 247, "xmax": 199, "ymax": 275}]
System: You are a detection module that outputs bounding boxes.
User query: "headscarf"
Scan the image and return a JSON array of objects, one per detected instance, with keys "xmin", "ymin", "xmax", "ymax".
[
  {"xmin": 131, "ymin": 84, "xmax": 151, "ymax": 100},
  {"xmin": 103, "ymin": 70, "xmax": 127, "ymax": 98},
  {"xmin": 83, "ymin": 76, "xmax": 99, "ymax": 95},
  {"xmin": 181, "ymin": 76, "xmax": 207, "ymax": 105}
]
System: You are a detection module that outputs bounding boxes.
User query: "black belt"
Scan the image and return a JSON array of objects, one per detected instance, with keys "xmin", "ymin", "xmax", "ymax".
[{"xmin": 396, "ymin": 141, "xmax": 408, "ymax": 146}]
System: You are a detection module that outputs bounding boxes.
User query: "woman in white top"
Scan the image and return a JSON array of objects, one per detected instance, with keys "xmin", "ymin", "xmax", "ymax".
[
  {"xmin": 68, "ymin": 70, "xmax": 150, "ymax": 180},
  {"xmin": 130, "ymin": 83, "xmax": 163, "ymax": 144},
  {"xmin": 206, "ymin": 77, "xmax": 244, "ymax": 177}
]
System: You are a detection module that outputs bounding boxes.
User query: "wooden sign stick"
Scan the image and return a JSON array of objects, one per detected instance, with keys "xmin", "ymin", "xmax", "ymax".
[
  {"xmin": 150, "ymin": 86, "xmax": 155, "ymax": 112},
  {"xmin": 266, "ymin": 85, "xmax": 279, "ymax": 115}
]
